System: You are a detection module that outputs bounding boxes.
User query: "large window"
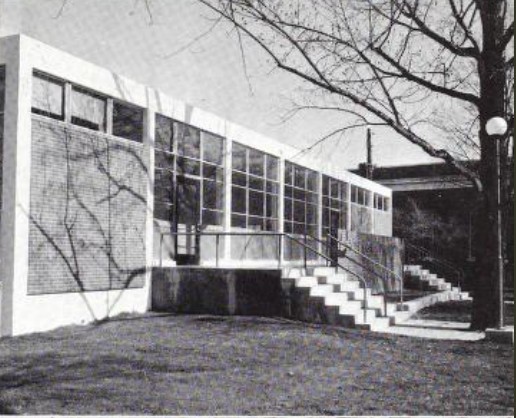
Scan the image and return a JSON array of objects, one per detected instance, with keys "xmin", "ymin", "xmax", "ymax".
[
  {"xmin": 231, "ymin": 143, "xmax": 279, "ymax": 231},
  {"xmin": 32, "ymin": 72, "xmax": 64, "ymax": 120},
  {"xmin": 350, "ymin": 185, "xmax": 371, "ymax": 206},
  {"xmin": 322, "ymin": 175, "xmax": 348, "ymax": 236},
  {"xmin": 71, "ymin": 86, "xmax": 106, "ymax": 132},
  {"xmin": 154, "ymin": 114, "xmax": 224, "ymax": 226},
  {"xmin": 373, "ymin": 193, "xmax": 389, "ymax": 211},
  {"xmin": 284, "ymin": 162, "xmax": 318, "ymax": 235},
  {"xmin": 31, "ymin": 72, "xmax": 143, "ymax": 143}
]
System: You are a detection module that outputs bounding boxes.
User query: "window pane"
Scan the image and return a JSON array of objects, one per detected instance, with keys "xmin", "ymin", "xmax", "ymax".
[
  {"xmin": 284, "ymin": 198, "xmax": 292, "ymax": 221},
  {"xmin": 248, "ymin": 216, "xmax": 264, "ymax": 231},
  {"xmin": 232, "ymin": 214, "xmax": 246, "ymax": 228},
  {"xmin": 293, "ymin": 188, "xmax": 306, "ymax": 202},
  {"xmin": 175, "ymin": 122, "xmax": 200, "ymax": 158},
  {"xmin": 294, "ymin": 166, "xmax": 305, "ymax": 188},
  {"xmin": 232, "ymin": 171, "xmax": 247, "ymax": 187},
  {"xmin": 32, "ymin": 73, "xmax": 64, "ymax": 119},
  {"xmin": 266, "ymin": 194, "xmax": 278, "ymax": 218},
  {"xmin": 202, "ymin": 209, "xmax": 222, "ymax": 226},
  {"xmin": 71, "ymin": 87, "xmax": 106, "ymax": 131},
  {"xmin": 264, "ymin": 219, "xmax": 277, "ymax": 232},
  {"xmin": 249, "ymin": 190, "xmax": 264, "ymax": 216},
  {"xmin": 203, "ymin": 132, "xmax": 223, "ymax": 165},
  {"xmin": 232, "ymin": 142, "xmax": 247, "ymax": 172},
  {"xmin": 284, "ymin": 221, "xmax": 292, "ymax": 233},
  {"xmin": 231, "ymin": 186, "xmax": 246, "ymax": 214},
  {"xmin": 177, "ymin": 176, "xmax": 200, "ymax": 224},
  {"xmin": 330, "ymin": 179, "xmax": 340, "ymax": 198},
  {"xmin": 248, "ymin": 148, "xmax": 264, "ymax": 177},
  {"xmin": 266, "ymin": 155, "xmax": 279, "ymax": 180},
  {"xmin": 306, "ymin": 204, "xmax": 317, "ymax": 225},
  {"xmin": 284, "ymin": 163, "xmax": 293, "ymax": 185},
  {"xmin": 155, "ymin": 114, "xmax": 173, "ymax": 152},
  {"xmin": 112, "ymin": 101, "xmax": 143, "ymax": 142},
  {"xmin": 203, "ymin": 164, "xmax": 223, "ymax": 182},
  {"xmin": 203, "ymin": 181, "xmax": 223, "ymax": 210},
  {"xmin": 248, "ymin": 176, "xmax": 264, "ymax": 191},
  {"xmin": 176, "ymin": 156, "xmax": 200, "ymax": 176},
  {"xmin": 307, "ymin": 171, "xmax": 318, "ymax": 191},
  {"xmin": 266, "ymin": 181, "xmax": 279, "ymax": 194},
  {"xmin": 155, "ymin": 151, "xmax": 174, "ymax": 171},
  {"xmin": 322, "ymin": 176, "xmax": 329, "ymax": 196},
  {"xmin": 293, "ymin": 200, "xmax": 305, "ymax": 223}
]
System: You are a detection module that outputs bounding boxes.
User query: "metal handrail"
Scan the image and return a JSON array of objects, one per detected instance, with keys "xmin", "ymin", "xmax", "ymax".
[
  {"xmin": 405, "ymin": 242, "xmax": 463, "ymax": 291},
  {"xmin": 158, "ymin": 230, "xmax": 370, "ymax": 321},
  {"xmin": 322, "ymin": 234, "xmax": 404, "ymax": 313}
]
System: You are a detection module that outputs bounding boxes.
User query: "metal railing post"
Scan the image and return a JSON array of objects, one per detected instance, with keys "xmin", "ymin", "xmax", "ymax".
[{"xmin": 278, "ymin": 234, "xmax": 282, "ymax": 269}]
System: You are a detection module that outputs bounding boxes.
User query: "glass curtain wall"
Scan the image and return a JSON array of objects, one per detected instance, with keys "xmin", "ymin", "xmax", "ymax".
[
  {"xmin": 231, "ymin": 142, "xmax": 279, "ymax": 231},
  {"xmin": 322, "ymin": 175, "xmax": 348, "ymax": 238},
  {"xmin": 154, "ymin": 114, "xmax": 224, "ymax": 228}
]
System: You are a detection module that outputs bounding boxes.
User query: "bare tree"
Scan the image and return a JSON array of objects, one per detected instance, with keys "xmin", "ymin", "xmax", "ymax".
[{"xmin": 195, "ymin": 0, "xmax": 513, "ymax": 330}]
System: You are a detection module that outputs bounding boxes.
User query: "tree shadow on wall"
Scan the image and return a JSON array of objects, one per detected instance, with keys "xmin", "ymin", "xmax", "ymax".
[{"xmin": 27, "ymin": 120, "xmax": 150, "ymax": 321}]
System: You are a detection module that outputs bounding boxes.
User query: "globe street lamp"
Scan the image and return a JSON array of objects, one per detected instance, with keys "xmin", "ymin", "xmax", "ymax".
[{"xmin": 485, "ymin": 116, "xmax": 508, "ymax": 329}]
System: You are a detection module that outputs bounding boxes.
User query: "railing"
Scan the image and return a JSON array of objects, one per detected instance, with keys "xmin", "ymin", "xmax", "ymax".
[
  {"xmin": 405, "ymin": 242, "xmax": 464, "ymax": 291},
  {"xmin": 157, "ymin": 230, "xmax": 371, "ymax": 321},
  {"xmin": 324, "ymin": 234, "xmax": 404, "ymax": 314}
]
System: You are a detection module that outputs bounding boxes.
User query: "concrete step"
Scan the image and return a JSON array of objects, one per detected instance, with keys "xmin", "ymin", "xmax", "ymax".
[
  {"xmin": 309, "ymin": 284, "xmax": 335, "ymax": 297},
  {"xmin": 295, "ymin": 276, "xmax": 318, "ymax": 287},
  {"xmin": 283, "ymin": 268, "xmax": 307, "ymax": 279},
  {"xmin": 337, "ymin": 281, "xmax": 362, "ymax": 292},
  {"xmin": 338, "ymin": 300, "xmax": 365, "ymax": 315},
  {"xmin": 355, "ymin": 316, "xmax": 392, "ymax": 331},
  {"xmin": 312, "ymin": 266, "xmax": 338, "ymax": 277},
  {"xmin": 323, "ymin": 292, "xmax": 351, "ymax": 306},
  {"xmin": 342, "ymin": 287, "xmax": 372, "ymax": 301}
]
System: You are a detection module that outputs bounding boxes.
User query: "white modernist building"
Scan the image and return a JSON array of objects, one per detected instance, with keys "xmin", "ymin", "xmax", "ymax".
[{"xmin": 0, "ymin": 35, "xmax": 392, "ymax": 336}]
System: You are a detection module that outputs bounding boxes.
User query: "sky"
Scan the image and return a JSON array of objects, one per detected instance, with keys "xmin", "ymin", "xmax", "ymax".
[{"xmin": 0, "ymin": 0, "xmax": 443, "ymax": 169}]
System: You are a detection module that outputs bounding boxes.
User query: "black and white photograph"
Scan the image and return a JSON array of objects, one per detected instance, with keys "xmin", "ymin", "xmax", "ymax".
[{"xmin": 0, "ymin": 0, "xmax": 513, "ymax": 415}]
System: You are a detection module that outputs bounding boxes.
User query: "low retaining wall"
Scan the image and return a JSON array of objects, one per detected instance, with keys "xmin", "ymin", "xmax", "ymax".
[{"xmin": 152, "ymin": 267, "xmax": 284, "ymax": 316}]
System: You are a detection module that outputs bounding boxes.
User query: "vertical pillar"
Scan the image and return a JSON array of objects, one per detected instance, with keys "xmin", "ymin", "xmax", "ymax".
[
  {"xmin": 0, "ymin": 35, "xmax": 33, "ymax": 336},
  {"xmin": 223, "ymin": 135, "xmax": 232, "ymax": 262},
  {"xmin": 316, "ymin": 172, "xmax": 323, "ymax": 253},
  {"xmin": 277, "ymin": 157, "xmax": 285, "ymax": 266},
  {"xmin": 143, "ymin": 106, "xmax": 155, "ymax": 308},
  {"xmin": 346, "ymin": 182, "xmax": 352, "ymax": 232}
]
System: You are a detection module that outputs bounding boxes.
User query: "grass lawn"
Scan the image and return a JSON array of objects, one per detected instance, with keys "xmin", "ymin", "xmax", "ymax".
[
  {"xmin": 416, "ymin": 299, "xmax": 515, "ymax": 326},
  {"xmin": 0, "ymin": 313, "xmax": 513, "ymax": 415}
]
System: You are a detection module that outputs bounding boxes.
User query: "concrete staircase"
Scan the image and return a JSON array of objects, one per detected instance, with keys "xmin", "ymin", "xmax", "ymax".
[
  {"xmin": 281, "ymin": 266, "xmax": 401, "ymax": 332},
  {"xmin": 403, "ymin": 264, "xmax": 471, "ymax": 300}
]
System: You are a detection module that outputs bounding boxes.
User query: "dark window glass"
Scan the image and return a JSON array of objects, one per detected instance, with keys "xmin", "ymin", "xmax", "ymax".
[
  {"xmin": 293, "ymin": 200, "xmax": 306, "ymax": 223},
  {"xmin": 203, "ymin": 164, "xmax": 223, "ymax": 182},
  {"xmin": 203, "ymin": 132, "xmax": 223, "ymax": 165},
  {"xmin": 232, "ymin": 142, "xmax": 247, "ymax": 172},
  {"xmin": 32, "ymin": 73, "xmax": 64, "ymax": 120},
  {"xmin": 155, "ymin": 113, "xmax": 174, "ymax": 152},
  {"xmin": 307, "ymin": 171, "xmax": 318, "ymax": 191},
  {"xmin": 284, "ymin": 163, "xmax": 293, "ymax": 185},
  {"xmin": 155, "ymin": 152, "xmax": 174, "ymax": 171},
  {"xmin": 294, "ymin": 166, "xmax": 305, "ymax": 188},
  {"xmin": 202, "ymin": 209, "xmax": 222, "ymax": 226},
  {"xmin": 232, "ymin": 171, "xmax": 247, "ymax": 187},
  {"xmin": 203, "ymin": 181, "xmax": 223, "ymax": 210},
  {"xmin": 232, "ymin": 186, "xmax": 246, "ymax": 214},
  {"xmin": 322, "ymin": 176, "xmax": 329, "ymax": 196},
  {"xmin": 266, "ymin": 155, "xmax": 279, "ymax": 181},
  {"xmin": 266, "ymin": 194, "xmax": 278, "ymax": 218},
  {"xmin": 175, "ymin": 122, "xmax": 200, "ymax": 158},
  {"xmin": 248, "ymin": 148, "xmax": 264, "ymax": 176},
  {"xmin": 249, "ymin": 190, "xmax": 264, "ymax": 216},
  {"xmin": 177, "ymin": 176, "xmax": 200, "ymax": 224},
  {"xmin": 248, "ymin": 176, "xmax": 264, "ymax": 191},
  {"xmin": 232, "ymin": 214, "xmax": 246, "ymax": 228},
  {"xmin": 284, "ymin": 198, "xmax": 292, "ymax": 221},
  {"xmin": 266, "ymin": 181, "xmax": 279, "ymax": 194},
  {"xmin": 293, "ymin": 188, "xmax": 306, "ymax": 202},
  {"xmin": 176, "ymin": 156, "xmax": 200, "ymax": 176},
  {"xmin": 248, "ymin": 216, "xmax": 264, "ymax": 230},
  {"xmin": 112, "ymin": 101, "xmax": 143, "ymax": 142}
]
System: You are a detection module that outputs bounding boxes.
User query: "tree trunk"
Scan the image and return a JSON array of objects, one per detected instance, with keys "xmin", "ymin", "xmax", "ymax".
[{"xmin": 470, "ymin": 0, "xmax": 508, "ymax": 330}]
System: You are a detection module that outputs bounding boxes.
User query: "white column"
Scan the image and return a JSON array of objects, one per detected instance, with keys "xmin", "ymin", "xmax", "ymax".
[
  {"xmin": 223, "ymin": 135, "xmax": 232, "ymax": 262},
  {"xmin": 316, "ymin": 172, "xmax": 323, "ymax": 252},
  {"xmin": 0, "ymin": 35, "xmax": 33, "ymax": 336},
  {"xmin": 277, "ymin": 157, "xmax": 285, "ymax": 266},
  {"xmin": 143, "ymin": 107, "xmax": 155, "ymax": 308},
  {"xmin": 346, "ymin": 183, "xmax": 352, "ymax": 232}
]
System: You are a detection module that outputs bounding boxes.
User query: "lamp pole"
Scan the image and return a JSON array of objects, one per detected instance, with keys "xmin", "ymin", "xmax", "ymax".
[{"xmin": 485, "ymin": 116, "xmax": 508, "ymax": 329}]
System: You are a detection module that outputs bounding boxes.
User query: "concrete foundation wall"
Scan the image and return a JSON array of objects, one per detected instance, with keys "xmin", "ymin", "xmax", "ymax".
[{"xmin": 152, "ymin": 267, "xmax": 284, "ymax": 316}]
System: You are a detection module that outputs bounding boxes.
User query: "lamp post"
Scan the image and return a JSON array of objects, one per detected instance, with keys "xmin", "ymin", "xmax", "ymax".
[{"xmin": 485, "ymin": 116, "xmax": 508, "ymax": 329}]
